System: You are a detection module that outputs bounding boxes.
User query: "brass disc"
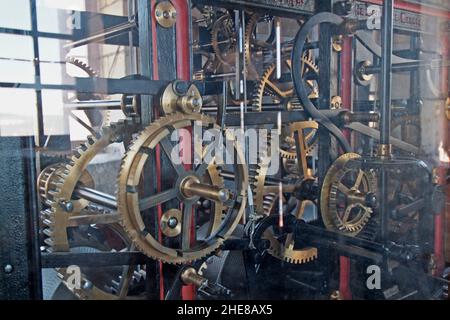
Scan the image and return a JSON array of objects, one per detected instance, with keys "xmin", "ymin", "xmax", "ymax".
[{"xmin": 160, "ymin": 209, "xmax": 182, "ymax": 237}]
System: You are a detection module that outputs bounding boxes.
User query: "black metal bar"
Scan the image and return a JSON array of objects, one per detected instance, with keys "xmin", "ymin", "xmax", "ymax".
[
  {"xmin": 137, "ymin": 0, "xmax": 159, "ymax": 301},
  {"xmin": 363, "ymin": 60, "xmax": 449, "ymax": 74},
  {"xmin": 138, "ymin": 0, "xmax": 154, "ymax": 126},
  {"xmin": 30, "ymin": 0, "xmax": 44, "ymax": 147},
  {"xmin": 193, "ymin": 0, "xmax": 315, "ymax": 16},
  {"xmin": 41, "ymin": 252, "xmax": 148, "ymax": 268},
  {"xmin": 75, "ymin": 77, "xmax": 169, "ymax": 95},
  {"xmin": 0, "ymin": 78, "xmax": 170, "ymax": 95},
  {"xmin": 0, "ymin": 27, "xmax": 72, "ymax": 40}
]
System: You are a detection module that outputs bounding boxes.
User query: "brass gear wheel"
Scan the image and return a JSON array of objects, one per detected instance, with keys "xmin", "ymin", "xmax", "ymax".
[
  {"xmin": 252, "ymin": 121, "xmax": 318, "ymax": 215},
  {"xmin": 39, "ymin": 119, "xmax": 140, "ymax": 299},
  {"xmin": 320, "ymin": 153, "xmax": 377, "ymax": 236},
  {"xmin": 117, "ymin": 112, "xmax": 248, "ymax": 264},
  {"xmin": 250, "ymin": 121, "xmax": 319, "ymax": 264},
  {"xmin": 244, "ymin": 13, "xmax": 275, "ymax": 78},
  {"xmin": 251, "ymin": 55, "xmax": 319, "ymax": 112},
  {"xmin": 261, "ymin": 197, "xmax": 318, "ymax": 264}
]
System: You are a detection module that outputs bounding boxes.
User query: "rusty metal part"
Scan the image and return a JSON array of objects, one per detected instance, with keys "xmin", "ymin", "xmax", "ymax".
[
  {"xmin": 320, "ymin": 153, "xmax": 377, "ymax": 236},
  {"xmin": 160, "ymin": 209, "xmax": 182, "ymax": 237},
  {"xmin": 117, "ymin": 112, "xmax": 248, "ymax": 264},
  {"xmin": 160, "ymin": 82, "xmax": 202, "ymax": 115},
  {"xmin": 155, "ymin": 1, "xmax": 177, "ymax": 28}
]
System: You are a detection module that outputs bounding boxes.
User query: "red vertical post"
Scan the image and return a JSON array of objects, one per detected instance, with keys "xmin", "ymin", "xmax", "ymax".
[
  {"xmin": 339, "ymin": 36, "xmax": 353, "ymax": 300},
  {"xmin": 171, "ymin": 0, "xmax": 196, "ymax": 301}
]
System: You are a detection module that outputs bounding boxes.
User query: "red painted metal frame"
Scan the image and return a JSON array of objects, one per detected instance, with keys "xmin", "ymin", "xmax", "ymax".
[{"xmin": 339, "ymin": 36, "xmax": 353, "ymax": 300}]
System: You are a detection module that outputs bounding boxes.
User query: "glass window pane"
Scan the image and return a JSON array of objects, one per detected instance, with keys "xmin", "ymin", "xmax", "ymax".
[
  {"xmin": 0, "ymin": 0, "xmax": 31, "ymax": 30},
  {"xmin": 0, "ymin": 88, "xmax": 36, "ymax": 136}
]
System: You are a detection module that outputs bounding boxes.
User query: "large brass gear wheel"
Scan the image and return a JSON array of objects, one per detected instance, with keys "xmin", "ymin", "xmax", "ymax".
[
  {"xmin": 252, "ymin": 121, "xmax": 318, "ymax": 215},
  {"xmin": 320, "ymin": 153, "xmax": 377, "ymax": 236},
  {"xmin": 252, "ymin": 55, "xmax": 319, "ymax": 112},
  {"xmin": 250, "ymin": 121, "xmax": 319, "ymax": 264},
  {"xmin": 117, "ymin": 112, "xmax": 248, "ymax": 264},
  {"xmin": 39, "ymin": 119, "xmax": 141, "ymax": 299}
]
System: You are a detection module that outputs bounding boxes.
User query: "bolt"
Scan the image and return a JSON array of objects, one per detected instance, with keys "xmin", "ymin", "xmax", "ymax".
[
  {"xmin": 168, "ymin": 217, "xmax": 178, "ymax": 229},
  {"xmin": 163, "ymin": 11, "xmax": 170, "ymax": 19},
  {"xmin": 60, "ymin": 200, "xmax": 74, "ymax": 212},
  {"xmin": 171, "ymin": 11, "xmax": 177, "ymax": 18},
  {"xmin": 83, "ymin": 280, "xmax": 93, "ymax": 290},
  {"xmin": 191, "ymin": 98, "xmax": 202, "ymax": 108},
  {"xmin": 174, "ymin": 81, "xmax": 189, "ymax": 95},
  {"xmin": 155, "ymin": 10, "xmax": 162, "ymax": 17},
  {"xmin": 4, "ymin": 264, "xmax": 13, "ymax": 273},
  {"xmin": 218, "ymin": 189, "xmax": 230, "ymax": 202}
]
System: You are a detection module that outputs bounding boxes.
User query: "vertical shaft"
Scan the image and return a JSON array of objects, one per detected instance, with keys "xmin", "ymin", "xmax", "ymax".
[
  {"xmin": 380, "ymin": 0, "xmax": 394, "ymax": 252},
  {"xmin": 380, "ymin": 0, "xmax": 393, "ymax": 146}
]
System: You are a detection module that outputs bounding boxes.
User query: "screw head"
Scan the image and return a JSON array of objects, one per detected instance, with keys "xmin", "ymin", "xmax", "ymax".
[
  {"xmin": 4, "ymin": 264, "xmax": 13, "ymax": 273},
  {"xmin": 174, "ymin": 81, "xmax": 189, "ymax": 95},
  {"xmin": 60, "ymin": 200, "xmax": 74, "ymax": 212},
  {"xmin": 83, "ymin": 280, "xmax": 93, "ymax": 290},
  {"xmin": 155, "ymin": 10, "xmax": 162, "ymax": 17},
  {"xmin": 168, "ymin": 217, "xmax": 178, "ymax": 229}
]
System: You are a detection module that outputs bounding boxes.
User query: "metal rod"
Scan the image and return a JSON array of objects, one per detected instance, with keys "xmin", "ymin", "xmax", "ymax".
[
  {"xmin": 64, "ymin": 20, "xmax": 137, "ymax": 49},
  {"xmin": 379, "ymin": 0, "xmax": 394, "ymax": 265},
  {"xmin": 74, "ymin": 186, "xmax": 118, "ymax": 210},
  {"xmin": 65, "ymin": 100, "xmax": 122, "ymax": 110},
  {"xmin": 363, "ymin": 60, "xmax": 450, "ymax": 74},
  {"xmin": 380, "ymin": 0, "xmax": 393, "ymax": 146}
]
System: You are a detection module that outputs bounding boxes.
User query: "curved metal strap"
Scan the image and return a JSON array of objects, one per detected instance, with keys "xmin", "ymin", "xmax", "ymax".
[{"xmin": 291, "ymin": 12, "xmax": 352, "ymax": 153}]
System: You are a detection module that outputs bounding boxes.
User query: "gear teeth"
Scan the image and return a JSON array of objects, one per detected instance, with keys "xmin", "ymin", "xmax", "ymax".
[
  {"xmin": 43, "ymin": 228, "xmax": 53, "ymax": 237},
  {"xmin": 44, "ymin": 238, "xmax": 54, "ymax": 246},
  {"xmin": 42, "ymin": 218, "xmax": 54, "ymax": 227}
]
